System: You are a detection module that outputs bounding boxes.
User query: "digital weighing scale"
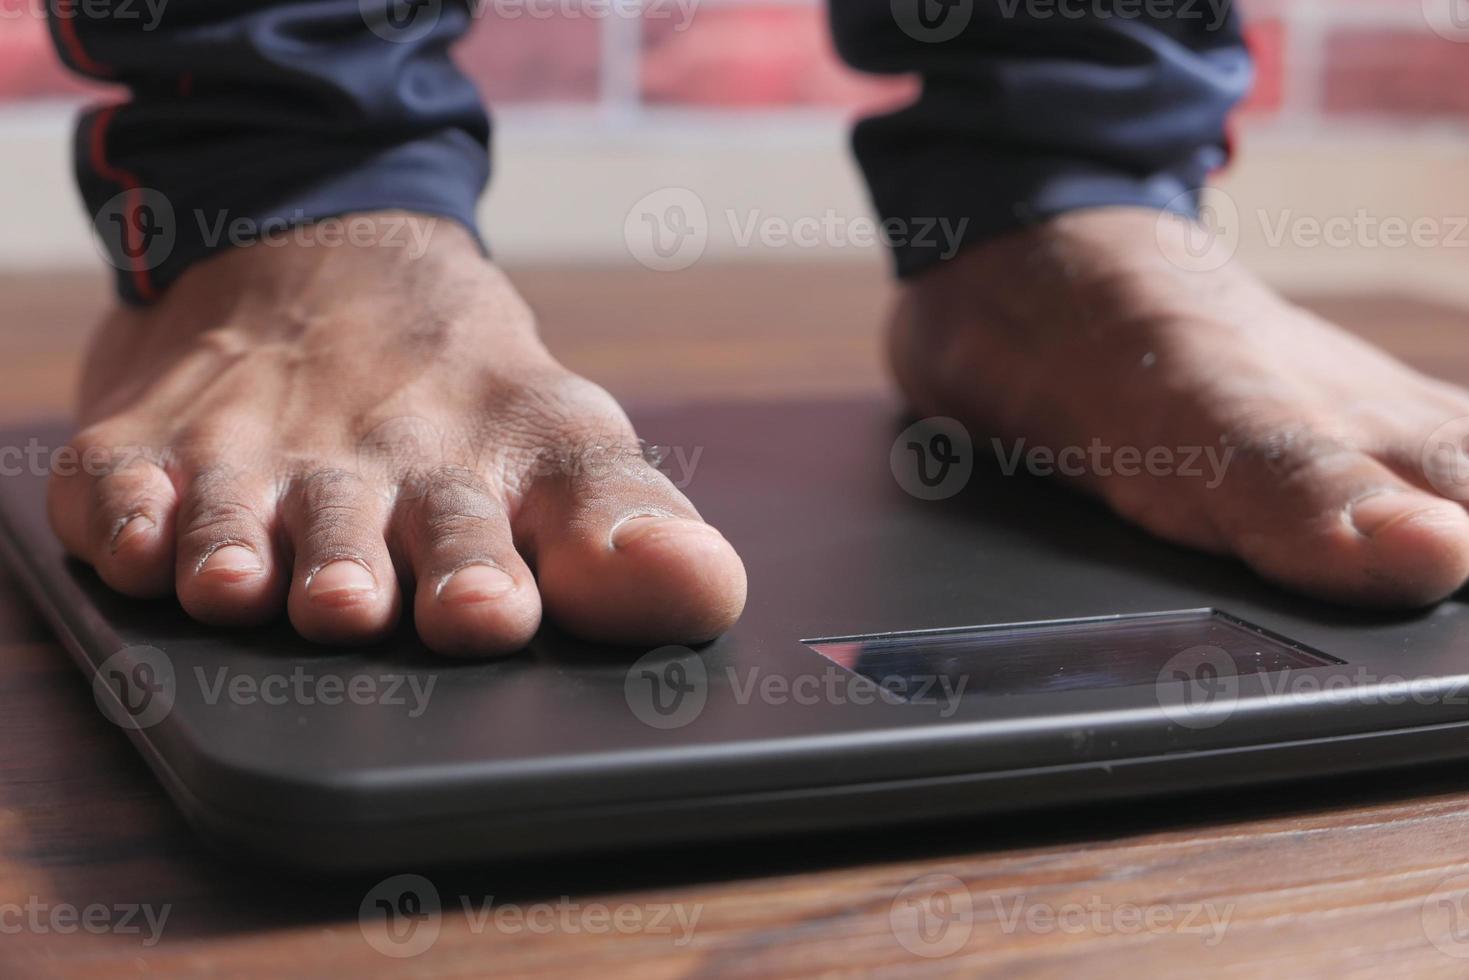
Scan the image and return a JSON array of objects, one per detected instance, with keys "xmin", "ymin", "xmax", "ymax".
[{"xmin": 3, "ymin": 399, "xmax": 1468, "ymax": 870}]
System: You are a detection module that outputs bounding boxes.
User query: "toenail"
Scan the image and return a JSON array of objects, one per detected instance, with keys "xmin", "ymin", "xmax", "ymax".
[
  {"xmin": 306, "ymin": 559, "xmax": 377, "ymax": 606},
  {"xmin": 611, "ymin": 514, "xmax": 716, "ymax": 549},
  {"xmin": 198, "ymin": 544, "xmax": 263, "ymax": 579},
  {"xmin": 110, "ymin": 514, "xmax": 154, "ymax": 553},
  {"xmin": 436, "ymin": 563, "xmax": 517, "ymax": 605},
  {"xmin": 1349, "ymin": 491, "xmax": 1444, "ymax": 538}
]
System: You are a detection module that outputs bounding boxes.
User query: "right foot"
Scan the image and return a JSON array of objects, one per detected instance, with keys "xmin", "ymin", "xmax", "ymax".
[
  {"xmin": 47, "ymin": 212, "xmax": 747, "ymax": 657},
  {"xmin": 890, "ymin": 209, "xmax": 1469, "ymax": 608}
]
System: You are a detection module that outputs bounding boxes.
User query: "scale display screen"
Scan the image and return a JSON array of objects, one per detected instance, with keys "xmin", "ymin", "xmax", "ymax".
[{"xmin": 804, "ymin": 609, "xmax": 1341, "ymax": 699}]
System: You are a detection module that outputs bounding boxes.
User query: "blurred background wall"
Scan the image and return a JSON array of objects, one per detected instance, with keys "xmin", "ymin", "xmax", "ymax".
[{"xmin": 4, "ymin": 0, "xmax": 1469, "ymax": 302}]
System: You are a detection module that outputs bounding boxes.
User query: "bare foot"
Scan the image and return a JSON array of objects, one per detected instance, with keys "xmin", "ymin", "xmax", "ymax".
[
  {"xmin": 891, "ymin": 208, "xmax": 1469, "ymax": 607},
  {"xmin": 47, "ymin": 212, "xmax": 747, "ymax": 656}
]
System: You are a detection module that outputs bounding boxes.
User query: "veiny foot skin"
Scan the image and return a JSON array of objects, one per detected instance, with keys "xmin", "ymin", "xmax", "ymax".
[
  {"xmin": 47, "ymin": 212, "xmax": 746, "ymax": 656},
  {"xmin": 891, "ymin": 207, "xmax": 1469, "ymax": 608}
]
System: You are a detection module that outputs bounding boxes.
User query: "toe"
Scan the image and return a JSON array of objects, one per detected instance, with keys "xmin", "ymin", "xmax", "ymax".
[
  {"xmin": 397, "ymin": 469, "xmax": 541, "ymax": 658},
  {"xmin": 519, "ymin": 438, "xmax": 747, "ymax": 645},
  {"xmin": 46, "ymin": 432, "xmax": 177, "ymax": 597},
  {"xmin": 284, "ymin": 469, "xmax": 400, "ymax": 644},
  {"xmin": 173, "ymin": 465, "xmax": 284, "ymax": 625},
  {"xmin": 1342, "ymin": 489, "xmax": 1469, "ymax": 603},
  {"xmin": 1217, "ymin": 446, "xmax": 1469, "ymax": 607}
]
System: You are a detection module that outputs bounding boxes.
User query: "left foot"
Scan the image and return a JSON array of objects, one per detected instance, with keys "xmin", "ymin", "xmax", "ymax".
[
  {"xmin": 47, "ymin": 213, "xmax": 747, "ymax": 656},
  {"xmin": 891, "ymin": 208, "xmax": 1469, "ymax": 608}
]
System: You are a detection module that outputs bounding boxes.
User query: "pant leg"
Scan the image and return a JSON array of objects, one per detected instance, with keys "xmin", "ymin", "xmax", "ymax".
[
  {"xmin": 829, "ymin": 0, "xmax": 1252, "ymax": 276},
  {"xmin": 47, "ymin": 0, "xmax": 490, "ymax": 304}
]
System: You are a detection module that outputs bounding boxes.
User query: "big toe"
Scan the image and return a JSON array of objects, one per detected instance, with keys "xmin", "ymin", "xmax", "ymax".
[
  {"xmin": 1219, "ymin": 449, "xmax": 1469, "ymax": 607},
  {"xmin": 521, "ymin": 424, "xmax": 749, "ymax": 649},
  {"xmin": 1342, "ymin": 489, "xmax": 1469, "ymax": 605}
]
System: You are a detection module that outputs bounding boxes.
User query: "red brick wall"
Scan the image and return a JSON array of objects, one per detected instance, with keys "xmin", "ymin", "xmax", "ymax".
[
  {"xmin": 0, "ymin": 0, "xmax": 1458, "ymax": 125},
  {"xmin": 0, "ymin": 1, "xmax": 111, "ymax": 100}
]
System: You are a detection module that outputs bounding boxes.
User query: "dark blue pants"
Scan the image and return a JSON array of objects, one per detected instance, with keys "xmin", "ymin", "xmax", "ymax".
[{"xmin": 48, "ymin": 0, "xmax": 1251, "ymax": 303}]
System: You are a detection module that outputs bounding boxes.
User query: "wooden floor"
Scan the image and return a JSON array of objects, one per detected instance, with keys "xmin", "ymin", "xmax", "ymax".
[{"xmin": 7, "ymin": 264, "xmax": 1469, "ymax": 978}]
